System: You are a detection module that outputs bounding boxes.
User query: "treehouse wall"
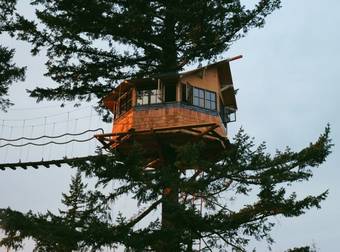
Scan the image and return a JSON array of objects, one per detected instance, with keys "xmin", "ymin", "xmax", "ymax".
[
  {"xmin": 111, "ymin": 109, "xmax": 134, "ymax": 133},
  {"xmin": 181, "ymin": 68, "xmax": 219, "ymax": 91},
  {"xmin": 111, "ymin": 105, "xmax": 226, "ymax": 137}
]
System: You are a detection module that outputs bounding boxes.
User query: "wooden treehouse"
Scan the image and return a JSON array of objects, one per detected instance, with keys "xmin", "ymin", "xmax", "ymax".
[{"xmin": 96, "ymin": 56, "xmax": 241, "ymax": 162}]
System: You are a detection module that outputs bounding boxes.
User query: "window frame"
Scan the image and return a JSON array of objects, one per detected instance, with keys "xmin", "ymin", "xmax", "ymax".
[
  {"xmin": 115, "ymin": 90, "xmax": 132, "ymax": 117},
  {"xmin": 191, "ymin": 86, "xmax": 217, "ymax": 111},
  {"xmin": 136, "ymin": 88, "xmax": 162, "ymax": 106}
]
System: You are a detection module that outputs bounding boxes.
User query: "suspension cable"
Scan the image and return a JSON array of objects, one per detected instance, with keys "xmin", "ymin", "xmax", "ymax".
[
  {"xmin": 0, "ymin": 136, "xmax": 98, "ymax": 148},
  {"xmin": 0, "ymin": 128, "xmax": 104, "ymax": 142}
]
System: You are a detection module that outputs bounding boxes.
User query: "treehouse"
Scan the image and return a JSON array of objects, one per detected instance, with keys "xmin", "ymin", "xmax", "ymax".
[{"xmin": 96, "ymin": 56, "xmax": 241, "ymax": 158}]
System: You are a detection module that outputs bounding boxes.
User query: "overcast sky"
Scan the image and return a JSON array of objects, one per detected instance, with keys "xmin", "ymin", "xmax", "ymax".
[{"xmin": 0, "ymin": 0, "xmax": 339, "ymax": 251}]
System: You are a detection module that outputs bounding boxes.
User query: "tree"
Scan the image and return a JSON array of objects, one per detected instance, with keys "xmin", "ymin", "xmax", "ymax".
[
  {"xmin": 4, "ymin": 0, "xmax": 280, "ymax": 105},
  {"xmin": 0, "ymin": 0, "xmax": 333, "ymax": 251},
  {"xmin": 0, "ymin": 171, "xmax": 113, "ymax": 251},
  {"xmin": 0, "ymin": 127, "xmax": 332, "ymax": 251},
  {"xmin": 0, "ymin": 0, "xmax": 26, "ymax": 111},
  {"xmin": 285, "ymin": 246, "xmax": 317, "ymax": 252}
]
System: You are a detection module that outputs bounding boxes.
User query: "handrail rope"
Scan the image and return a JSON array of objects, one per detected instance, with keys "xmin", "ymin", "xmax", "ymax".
[
  {"xmin": 7, "ymin": 104, "xmax": 85, "ymax": 111},
  {"xmin": 0, "ymin": 128, "xmax": 104, "ymax": 142},
  {"xmin": 0, "ymin": 115, "xmax": 101, "ymax": 129},
  {"xmin": 0, "ymin": 136, "xmax": 97, "ymax": 148},
  {"xmin": 0, "ymin": 105, "xmax": 93, "ymax": 122}
]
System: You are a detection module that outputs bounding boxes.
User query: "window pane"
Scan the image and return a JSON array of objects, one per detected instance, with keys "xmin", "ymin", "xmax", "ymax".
[
  {"xmin": 193, "ymin": 88, "xmax": 199, "ymax": 97},
  {"xmin": 205, "ymin": 100, "xmax": 211, "ymax": 109},
  {"xmin": 210, "ymin": 92, "xmax": 216, "ymax": 102},
  {"xmin": 199, "ymin": 89, "xmax": 204, "ymax": 98},
  {"xmin": 205, "ymin": 90, "xmax": 210, "ymax": 100},
  {"xmin": 143, "ymin": 91, "xmax": 149, "ymax": 104},
  {"xmin": 211, "ymin": 101, "xmax": 216, "ymax": 110},
  {"xmin": 193, "ymin": 97, "xmax": 199, "ymax": 106},
  {"xmin": 157, "ymin": 91, "xmax": 162, "ymax": 103},
  {"xmin": 199, "ymin": 98, "xmax": 204, "ymax": 107},
  {"xmin": 149, "ymin": 90, "xmax": 154, "ymax": 104}
]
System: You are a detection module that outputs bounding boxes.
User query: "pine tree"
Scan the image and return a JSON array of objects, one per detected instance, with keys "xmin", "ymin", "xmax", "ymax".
[
  {"xmin": 3, "ymin": 0, "xmax": 280, "ymax": 105},
  {"xmin": 0, "ymin": 171, "xmax": 112, "ymax": 251},
  {"xmin": 0, "ymin": 0, "xmax": 26, "ymax": 111},
  {"xmin": 1, "ymin": 127, "xmax": 332, "ymax": 251},
  {"xmin": 0, "ymin": 1, "xmax": 334, "ymax": 251}
]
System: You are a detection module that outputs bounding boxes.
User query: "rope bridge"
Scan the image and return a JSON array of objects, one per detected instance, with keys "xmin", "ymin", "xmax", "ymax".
[
  {"xmin": 0, "ymin": 155, "xmax": 105, "ymax": 171},
  {"xmin": 0, "ymin": 105, "xmax": 110, "ymax": 169},
  {"xmin": 0, "ymin": 127, "xmax": 105, "ymax": 170},
  {"xmin": 0, "ymin": 128, "xmax": 106, "ymax": 171}
]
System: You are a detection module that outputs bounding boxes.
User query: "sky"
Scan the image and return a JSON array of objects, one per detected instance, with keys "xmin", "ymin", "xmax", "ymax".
[{"xmin": 0, "ymin": 0, "xmax": 339, "ymax": 251}]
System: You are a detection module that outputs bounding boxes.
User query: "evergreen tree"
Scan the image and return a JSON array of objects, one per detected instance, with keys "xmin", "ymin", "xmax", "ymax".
[
  {"xmin": 1, "ymin": 127, "xmax": 332, "ymax": 251},
  {"xmin": 0, "ymin": 0, "xmax": 26, "ymax": 111},
  {"xmin": 0, "ymin": 1, "xmax": 334, "ymax": 251},
  {"xmin": 0, "ymin": 171, "xmax": 112, "ymax": 251},
  {"xmin": 3, "ymin": 0, "xmax": 280, "ymax": 104}
]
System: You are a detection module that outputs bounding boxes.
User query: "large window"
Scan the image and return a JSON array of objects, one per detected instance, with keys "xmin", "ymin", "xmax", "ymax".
[
  {"xmin": 137, "ymin": 89, "xmax": 162, "ymax": 105},
  {"xmin": 185, "ymin": 85, "xmax": 216, "ymax": 111}
]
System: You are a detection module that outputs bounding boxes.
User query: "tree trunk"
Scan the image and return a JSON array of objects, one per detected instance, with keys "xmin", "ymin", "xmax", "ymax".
[
  {"xmin": 157, "ymin": 144, "xmax": 180, "ymax": 252},
  {"xmin": 160, "ymin": 2, "xmax": 178, "ymax": 73}
]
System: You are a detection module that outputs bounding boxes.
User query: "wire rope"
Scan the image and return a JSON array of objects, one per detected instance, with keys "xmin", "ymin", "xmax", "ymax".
[
  {"xmin": 0, "ymin": 115, "xmax": 99, "ymax": 129},
  {"xmin": 8, "ymin": 104, "xmax": 69, "ymax": 111},
  {"xmin": 0, "ymin": 128, "xmax": 104, "ymax": 142},
  {"xmin": 0, "ymin": 136, "xmax": 97, "ymax": 148},
  {"xmin": 1, "ymin": 105, "xmax": 92, "ymax": 122}
]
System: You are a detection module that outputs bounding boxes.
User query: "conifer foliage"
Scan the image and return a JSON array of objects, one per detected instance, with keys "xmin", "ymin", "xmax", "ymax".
[
  {"xmin": 3, "ymin": 0, "xmax": 280, "ymax": 103},
  {"xmin": 0, "ymin": 0, "xmax": 334, "ymax": 251},
  {"xmin": 0, "ymin": 171, "xmax": 112, "ymax": 251},
  {"xmin": 0, "ymin": 127, "xmax": 332, "ymax": 251},
  {"xmin": 0, "ymin": 0, "xmax": 26, "ymax": 111}
]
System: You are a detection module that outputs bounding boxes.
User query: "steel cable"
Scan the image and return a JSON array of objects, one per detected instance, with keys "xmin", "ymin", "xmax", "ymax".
[
  {"xmin": 0, "ymin": 128, "xmax": 104, "ymax": 142},
  {"xmin": 0, "ymin": 136, "xmax": 97, "ymax": 148}
]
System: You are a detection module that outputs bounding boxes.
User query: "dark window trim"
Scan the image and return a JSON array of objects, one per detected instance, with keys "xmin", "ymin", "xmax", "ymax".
[
  {"xmin": 183, "ymin": 83, "xmax": 217, "ymax": 111},
  {"xmin": 115, "ymin": 90, "xmax": 132, "ymax": 118}
]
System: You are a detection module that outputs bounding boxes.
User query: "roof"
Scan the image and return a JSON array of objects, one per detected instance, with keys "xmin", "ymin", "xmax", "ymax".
[{"xmin": 126, "ymin": 55, "xmax": 243, "ymax": 85}]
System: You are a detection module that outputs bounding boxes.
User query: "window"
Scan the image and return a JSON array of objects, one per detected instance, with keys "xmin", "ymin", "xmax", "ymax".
[
  {"xmin": 220, "ymin": 104, "xmax": 237, "ymax": 124},
  {"xmin": 137, "ymin": 89, "xmax": 162, "ymax": 105},
  {"xmin": 204, "ymin": 90, "xmax": 216, "ymax": 110},
  {"xmin": 191, "ymin": 86, "xmax": 216, "ymax": 111},
  {"xmin": 115, "ymin": 91, "xmax": 132, "ymax": 117}
]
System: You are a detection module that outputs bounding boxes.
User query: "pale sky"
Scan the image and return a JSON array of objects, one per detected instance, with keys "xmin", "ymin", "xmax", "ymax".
[{"xmin": 0, "ymin": 0, "xmax": 339, "ymax": 251}]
